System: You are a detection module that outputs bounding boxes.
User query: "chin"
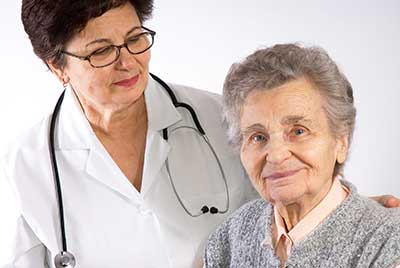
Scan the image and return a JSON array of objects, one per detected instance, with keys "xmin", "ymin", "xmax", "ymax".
[{"xmin": 267, "ymin": 189, "xmax": 303, "ymax": 206}]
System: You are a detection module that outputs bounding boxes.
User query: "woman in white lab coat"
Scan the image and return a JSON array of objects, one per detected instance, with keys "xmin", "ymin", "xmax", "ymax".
[
  {"xmin": 1, "ymin": 1, "xmax": 398, "ymax": 268},
  {"xmin": 1, "ymin": 1, "xmax": 255, "ymax": 267}
]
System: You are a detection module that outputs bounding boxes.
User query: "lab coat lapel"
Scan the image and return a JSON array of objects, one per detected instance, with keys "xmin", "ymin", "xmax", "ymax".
[
  {"xmin": 85, "ymin": 143, "xmax": 138, "ymax": 200},
  {"xmin": 56, "ymin": 87, "xmax": 92, "ymax": 150},
  {"xmin": 56, "ymin": 87, "xmax": 138, "ymax": 201},
  {"xmin": 140, "ymin": 130, "xmax": 170, "ymax": 197},
  {"xmin": 140, "ymin": 77, "xmax": 181, "ymax": 197}
]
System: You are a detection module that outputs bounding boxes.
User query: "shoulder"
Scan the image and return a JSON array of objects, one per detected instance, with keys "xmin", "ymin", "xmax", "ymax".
[
  {"xmin": 342, "ymin": 189, "xmax": 400, "ymax": 267},
  {"xmin": 360, "ymin": 203, "xmax": 400, "ymax": 267},
  {"xmin": 340, "ymin": 182, "xmax": 400, "ymax": 232},
  {"xmin": 166, "ymin": 83, "xmax": 225, "ymax": 135},
  {"xmin": 229, "ymin": 198, "xmax": 269, "ymax": 223},
  {"xmin": 357, "ymin": 194, "xmax": 400, "ymax": 238},
  {"xmin": 2, "ymin": 115, "xmax": 50, "ymax": 156},
  {"xmin": 168, "ymin": 83, "xmax": 222, "ymax": 109},
  {"xmin": 1, "ymin": 115, "xmax": 51, "ymax": 182},
  {"xmin": 356, "ymin": 195, "xmax": 400, "ymax": 241},
  {"xmin": 222, "ymin": 198, "xmax": 268, "ymax": 230},
  {"xmin": 349, "ymin": 190, "xmax": 400, "ymax": 228},
  {"xmin": 205, "ymin": 199, "xmax": 269, "ymax": 266},
  {"xmin": 207, "ymin": 198, "xmax": 268, "ymax": 246},
  {"xmin": 1, "ymin": 114, "xmax": 51, "ymax": 225},
  {"xmin": 340, "ymin": 180, "xmax": 400, "ymax": 224},
  {"xmin": 166, "ymin": 83, "xmax": 237, "ymax": 157}
]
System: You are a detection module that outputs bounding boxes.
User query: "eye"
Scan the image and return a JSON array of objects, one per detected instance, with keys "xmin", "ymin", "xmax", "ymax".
[
  {"xmin": 250, "ymin": 133, "xmax": 268, "ymax": 144},
  {"xmin": 289, "ymin": 126, "xmax": 309, "ymax": 138},
  {"xmin": 91, "ymin": 46, "xmax": 113, "ymax": 56},
  {"xmin": 294, "ymin": 128, "xmax": 305, "ymax": 136},
  {"xmin": 126, "ymin": 35, "xmax": 141, "ymax": 44}
]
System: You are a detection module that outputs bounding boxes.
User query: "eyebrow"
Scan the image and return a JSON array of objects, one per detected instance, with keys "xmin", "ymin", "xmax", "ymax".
[
  {"xmin": 241, "ymin": 123, "xmax": 267, "ymax": 136},
  {"xmin": 85, "ymin": 26, "xmax": 143, "ymax": 48},
  {"xmin": 241, "ymin": 115, "xmax": 313, "ymax": 134},
  {"xmin": 281, "ymin": 115, "xmax": 312, "ymax": 125}
]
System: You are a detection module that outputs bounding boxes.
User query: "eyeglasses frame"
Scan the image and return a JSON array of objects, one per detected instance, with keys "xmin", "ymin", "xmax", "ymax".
[{"xmin": 61, "ymin": 26, "xmax": 156, "ymax": 68}]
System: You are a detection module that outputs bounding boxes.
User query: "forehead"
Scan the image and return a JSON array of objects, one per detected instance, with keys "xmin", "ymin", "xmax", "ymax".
[
  {"xmin": 240, "ymin": 77, "xmax": 325, "ymax": 126},
  {"xmin": 72, "ymin": 3, "xmax": 140, "ymax": 43}
]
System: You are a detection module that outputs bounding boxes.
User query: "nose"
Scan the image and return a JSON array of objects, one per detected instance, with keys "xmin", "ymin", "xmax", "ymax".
[
  {"xmin": 264, "ymin": 135, "xmax": 291, "ymax": 165},
  {"xmin": 116, "ymin": 46, "xmax": 137, "ymax": 69}
]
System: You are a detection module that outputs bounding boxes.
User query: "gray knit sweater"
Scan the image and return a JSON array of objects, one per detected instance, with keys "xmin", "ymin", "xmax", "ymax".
[{"xmin": 205, "ymin": 181, "xmax": 400, "ymax": 268}]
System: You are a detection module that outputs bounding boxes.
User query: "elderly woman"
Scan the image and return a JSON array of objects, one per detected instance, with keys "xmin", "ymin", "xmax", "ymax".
[{"xmin": 205, "ymin": 44, "xmax": 400, "ymax": 268}]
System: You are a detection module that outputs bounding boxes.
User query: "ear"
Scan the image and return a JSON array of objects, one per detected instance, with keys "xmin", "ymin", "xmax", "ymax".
[
  {"xmin": 47, "ymin": 60, "xmax": 70, "ymax": 87},
  {"xmin": 335, "ymin": 134, "xmax": 349, "ymax": 164}
]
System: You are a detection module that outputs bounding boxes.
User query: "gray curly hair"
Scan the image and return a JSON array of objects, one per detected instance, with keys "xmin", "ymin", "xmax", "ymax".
[{"xmin": 222, "ymin": 43, "xmax": 356, "ymax": 177}]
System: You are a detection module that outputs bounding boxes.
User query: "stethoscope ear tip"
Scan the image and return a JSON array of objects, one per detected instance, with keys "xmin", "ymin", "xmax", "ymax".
[{"xmin": 54, "ymin": 251, "xmax": 76, "ymax": 268}]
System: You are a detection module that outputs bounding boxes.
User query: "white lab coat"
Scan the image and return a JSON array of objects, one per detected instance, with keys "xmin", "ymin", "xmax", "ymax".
[{"xmin": 1, "ymin": 76, "xmax": 257, "ymax": 268}]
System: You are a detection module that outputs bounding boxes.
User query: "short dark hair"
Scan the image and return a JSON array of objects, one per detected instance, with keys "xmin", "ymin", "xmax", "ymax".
[{"xmin": 21, "ymin": 0, "xmax": 154, "ymax": 69}]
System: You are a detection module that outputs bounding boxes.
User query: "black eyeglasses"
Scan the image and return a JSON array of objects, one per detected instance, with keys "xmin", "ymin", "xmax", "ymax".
[{"xmin": 61, "ymin": 26, "xmax": 156, "ymax": 68}]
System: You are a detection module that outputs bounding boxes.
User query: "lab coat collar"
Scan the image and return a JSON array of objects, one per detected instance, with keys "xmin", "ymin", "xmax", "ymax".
[
  {"xmin": 56, "ymin": 87, "xmax": 94, "ymax": 150},
  {"xmin": 140, "ymin": 76, "xmax": 182, "ymax": 197},
  {"xmin": 55, "ymin": 88, "xmax": 138, "ymax": 201},
  {"xmin": 144, "ymin": 75, "xmax": 182, "ymax": 132}
]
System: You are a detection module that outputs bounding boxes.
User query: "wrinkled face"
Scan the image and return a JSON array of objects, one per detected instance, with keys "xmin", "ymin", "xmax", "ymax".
[
  {"xmin": 239, "ymin": 78, "xmax": 348, "ymax": 206},
  {"xmin": 52, "ymin": 2, "xmax": 151, "ymax": 111}
]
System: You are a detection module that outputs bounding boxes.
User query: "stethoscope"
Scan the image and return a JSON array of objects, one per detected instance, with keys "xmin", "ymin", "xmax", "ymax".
[{"xmin": 49, "ymin": 73, "xmax": 229, "ymax": 267}]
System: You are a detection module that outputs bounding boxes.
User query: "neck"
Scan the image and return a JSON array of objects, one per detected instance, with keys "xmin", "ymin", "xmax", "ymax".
[
  {"xmin": 275, "ymin": 181, "xmax": 332, "ymax": 231},
  {"xmin": 76, "ymin": 93, "xmax": 147, "ymax": 139}
]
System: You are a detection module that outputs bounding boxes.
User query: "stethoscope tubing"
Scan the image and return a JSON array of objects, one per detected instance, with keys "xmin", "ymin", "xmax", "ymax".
[
  {"xmin": 49, "ymin": 90, "xmax": 68, "ymax": 252},
  {"xmin": 165, "ymin": 125, "xmax": 230, "ymax": 217},
  {"xmin": 149, "ymin": 73, "xmax": 205, "ymax": 137}
]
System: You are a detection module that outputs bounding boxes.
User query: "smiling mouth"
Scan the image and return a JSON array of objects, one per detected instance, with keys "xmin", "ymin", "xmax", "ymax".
[
  {"xmin": 113, "ymin": 74, "xmax": 139, "ymax": 87},
  {"xmin": 266, "ymin": 169, "xmax": 301, "ymax": 181}
]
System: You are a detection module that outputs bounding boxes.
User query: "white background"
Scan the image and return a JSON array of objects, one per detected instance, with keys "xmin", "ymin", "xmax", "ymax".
[{"xmin": 0, "ymin": 0, "xmax": 399, "ymax": 252}]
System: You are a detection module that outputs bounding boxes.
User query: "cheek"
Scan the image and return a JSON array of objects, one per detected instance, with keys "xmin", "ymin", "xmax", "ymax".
[
  {"xmin": 137, "ymin": 51, "xmax": 151, "ymax": 71},
  {"xmin": 240, "ymin": 147, "xmax": 264, "ymax": 183},
  {"xmin": 240, "ymin": 147, "xmax": 253, "ymax": 177},
  {"xmin": 68, "ymin": 63, "xmax": 110, "ymax": 89},
  {"xmin": 297, "ymin": 138, "xmax": 338, "ymax": 177}
]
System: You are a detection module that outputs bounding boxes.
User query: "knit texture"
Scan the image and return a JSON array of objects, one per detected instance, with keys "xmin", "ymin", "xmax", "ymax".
[{"xmin": 205, "ymin": 181, "xmax": 400, "ymax": 268}]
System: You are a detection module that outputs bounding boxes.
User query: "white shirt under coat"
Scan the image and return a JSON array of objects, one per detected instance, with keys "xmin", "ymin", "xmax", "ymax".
[{"xmin": 0, "ymin": 76, "xmax": 256, "ymax": 268}]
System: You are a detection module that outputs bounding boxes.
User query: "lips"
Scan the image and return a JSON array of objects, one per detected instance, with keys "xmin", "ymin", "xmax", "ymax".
[
  {"xmin": 265, "ymin": 169, "xmax": 301, "ymax": 181},
  {"xmin": 113, "ymin": 74, "xmax": 139, "ymax": 87}
]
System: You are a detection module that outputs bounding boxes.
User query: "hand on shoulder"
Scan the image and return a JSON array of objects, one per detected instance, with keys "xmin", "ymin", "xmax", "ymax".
[{"xmin": 370, "ymin": 195, "xmax": 400, "ymax": 208}]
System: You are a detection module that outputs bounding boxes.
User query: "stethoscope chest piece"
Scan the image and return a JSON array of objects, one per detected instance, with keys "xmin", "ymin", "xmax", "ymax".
[{"xmin": 54, "ymin": 251, "xmax": 76, "ymax": 268}]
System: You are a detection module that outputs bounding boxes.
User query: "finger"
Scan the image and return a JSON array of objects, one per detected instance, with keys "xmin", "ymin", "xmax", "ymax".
[{"xmin": 384, "ymin": 196, "xmax": 400, "ymax": 208}]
